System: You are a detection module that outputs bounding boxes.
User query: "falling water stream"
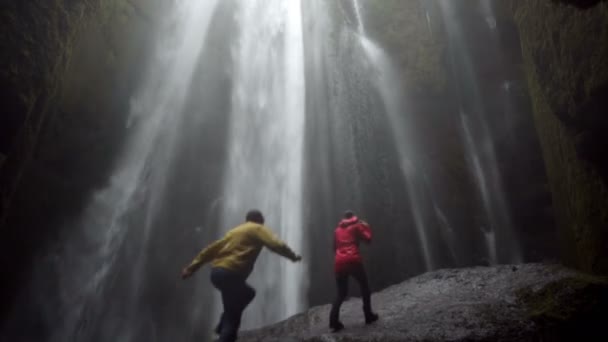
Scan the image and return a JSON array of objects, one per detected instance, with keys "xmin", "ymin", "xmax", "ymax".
[
  {"xmin": 220, "ymin": 0, "xmax": 307, "ymax": 328},
  {"xmin": 352, "ymin": 0, "xmax": 440, "ymax": 270},
  {"xmin": 352, "ymin": 0, "xmax": 366, "ymax": 35},
  {"xmin": 18, "ymin": 1, "xmax": 223, "ymax": 341},
  {"xmin": 438, "ymin": 0, "xmax": 522, "ymax": 264},
  {"xmin": 358, "ymin": 36, "xmax": 435, "ymax": 270},
  {"xmin": 4, "ymin": 1, "xmax": 307, "ymax": 340},
  {"xmin": 1, "ymin": 1, "xmax": 530, "ymax": 341}
]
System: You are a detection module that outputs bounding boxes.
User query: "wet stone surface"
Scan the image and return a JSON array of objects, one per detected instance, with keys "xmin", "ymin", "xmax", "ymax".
[{"xmin": 239, "ymin": 263, "xmax": 608, "ymax": 341}]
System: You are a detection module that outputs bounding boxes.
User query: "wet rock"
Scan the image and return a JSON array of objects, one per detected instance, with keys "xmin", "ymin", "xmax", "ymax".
[
  {"xmin": 552, "ymin": 0, "xmax": 608, "ymax": 8},
  {"xmin": 512, "ymin": 0, "xmax": 608, "ymax": 275},
  {"xmin": 0, "ymin": 0, "xmax": 165, "ymax": 322},
  {"xmin": 239, "ymin": 264, "xmax": 608, "ymax": 341}
]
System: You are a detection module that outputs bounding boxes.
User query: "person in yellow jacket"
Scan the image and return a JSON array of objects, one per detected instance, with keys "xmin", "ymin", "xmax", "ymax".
[{"xmin": 181, "ymin": 209, "xmax": 302, "ymax": 342}]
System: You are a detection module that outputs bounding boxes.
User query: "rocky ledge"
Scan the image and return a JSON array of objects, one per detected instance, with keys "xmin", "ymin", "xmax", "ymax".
[{"xmin": 239, "ymin": 263, "xmax": 608, "ymax": 341}]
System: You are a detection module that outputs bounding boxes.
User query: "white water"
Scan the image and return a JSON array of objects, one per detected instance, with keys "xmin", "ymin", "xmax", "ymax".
[
  {"xmin": 220, "ymin": 0, "xmax": 307, "ymax": 328},
  {"xmin": 3, "ymin": 2, "xmax": 536, "ymax": 340},
  {"xmin": 434, "ymin": 204, "xmax": 458, "ymax": 263},
  {"xmin": 359, "ymin": 35, "xmax": 435, "ymax": 270},
  {"xmin": 480, "ymin": 0, "xmax": 497, "ymax": 30},
  {"xmin": 439, "ymin": 0, "xmax": 522, "ymax": 264},
  {"xmin": 352, "ymin": 0, "xmax": 366, "ymax": 35},
  {"xmin": 25, "ymin": 1, "xmax": 221, "ymax": 340},
  {"xmin": 426, "ymin": 11, "xmax": 433, "ymax": 36},
  {"xmin": 484, "ymin": 229, "xmax": 498, "ymax": 265}
]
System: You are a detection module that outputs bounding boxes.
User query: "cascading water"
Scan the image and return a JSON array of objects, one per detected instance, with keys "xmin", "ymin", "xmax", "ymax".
[
  {"xmin": 219, "ymin": 0, "xmax": 307, "ymax": 328},
  {"xmin": 426, "ymin": 11, "xmax": 433, "ymax": 36},
  {"xmin": 1, "ymin": 1, "xmax": 539, "ymax": 341},
  {"xmin": 3, "ymin": 1, "xmax": 222, "ymax": 341},
  {"xmin": 352, "ymin": 0, "xmax": 366, "ymax": 35},
  {"xmin": 4, "ymin": 1, "xmax": 307, "ymax": 339},
  {"xmin": 460, "ymin": 112, "xmax": 500, "ymax": 265},
  {"xmin": 353, "ymin": 0, "xmax": 442, "ymax": 271},
  {"xmin": 478, "ymin": 0, "xmax": 520, "ymax": 151},
  {"xmin": 358, "ymin": 36, "xmax": 435, "ymax": 270},
  {"xmin": 300, "ymin": 0, "xmax": 441, "ymax": 299},
  {"xmin": 437, "ymin": 0, "xmax": 522, "ymax": 264},
  {"xmin": 480, "ymin": 0, "xmax": 498, "ymax": 30},
  {"xmin": 484, "ymin": 229, "xmax": 498, "ymax": 265},
  {"xmin": 434, "ymin": 205, "xmax": 458, "ymax": 263}
]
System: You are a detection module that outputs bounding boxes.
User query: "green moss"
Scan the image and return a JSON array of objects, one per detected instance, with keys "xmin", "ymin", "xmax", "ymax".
[
  {"xmin": 517, "ymin": 274, "xmax": 608, "ymax": 322},
  {"xmin": 513, "ymin": 0, "xmax": 608, "ymax": 275},
  {"xmin": 364, "ymin": 0, "xmax": 446, "ymax": 93}
]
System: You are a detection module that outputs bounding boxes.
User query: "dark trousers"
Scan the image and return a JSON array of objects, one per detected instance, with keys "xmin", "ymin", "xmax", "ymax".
[
  {"xmin": 329, "ymin": 263, "xmax": 373, "ymax": 325},
  {"xmin": 210, "ymin": 267, "xmax": 256, "ymax": 342}
]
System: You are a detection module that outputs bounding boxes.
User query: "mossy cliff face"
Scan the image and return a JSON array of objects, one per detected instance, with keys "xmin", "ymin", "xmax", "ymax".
[
  {"xmin": 512, "ymin": 0, "xmax": 608, "ymax": 274},
  {"xmin": 553, "ymin": 0, "xmax": 608, "ymax": 8},
  {"xmin": 364, "ymin": 0, "xmax": 446, "ymax": 94},
  {"xmin": 0, "ymin": 0, "xmax": 162, "ymax": 320},
  {"xmin": 516, "ymin": 272, "xmax": 608, "ymax": 340},
  {"xmin": 1, "ymin": 0, "xmax": 98, "ymax": 226}
]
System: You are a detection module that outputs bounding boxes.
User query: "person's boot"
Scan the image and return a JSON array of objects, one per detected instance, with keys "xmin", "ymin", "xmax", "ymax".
[
  {"xmin": 365, "ymin": 312, "xmax": 379, "ymax": 325},
  {"xmin": 329, "ymin": 320, "xmax": 345, "ymax": 332}
]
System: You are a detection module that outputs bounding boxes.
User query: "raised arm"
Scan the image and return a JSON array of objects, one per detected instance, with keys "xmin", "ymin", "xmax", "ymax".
[
  {"xmin": 181, "ymin": 237, "xmax": 228, "ymax": 279},
  {"xmin": 256, "ymin": 226, "xmax": 301, "ymax": 262},
  {"xmin": 357, "ymin": 220, "xmax": 372, "ymax": 243}
]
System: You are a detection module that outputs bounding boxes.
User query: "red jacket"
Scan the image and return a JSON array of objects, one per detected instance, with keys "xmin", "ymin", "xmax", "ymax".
[{"xmin": 333, "ymin": 216, "xmax": 372, "ymax": 273}]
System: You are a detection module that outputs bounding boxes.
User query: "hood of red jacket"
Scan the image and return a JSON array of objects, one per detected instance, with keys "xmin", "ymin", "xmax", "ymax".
[{"xmin": 338, "ymin": 216, "xmax": 359, "ymax": 228}]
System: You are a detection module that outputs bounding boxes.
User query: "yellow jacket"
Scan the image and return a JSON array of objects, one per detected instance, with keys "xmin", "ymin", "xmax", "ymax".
[{"xmin": 187, "ymin": 221, "xmax": 298, "ymax": 276}]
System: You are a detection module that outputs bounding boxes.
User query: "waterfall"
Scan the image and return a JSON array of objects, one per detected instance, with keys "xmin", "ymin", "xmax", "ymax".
[
  {"xmin": 3, "ymin": 1, "xmax": 223, "ymax": 341},
  {"xmin": 460, "ymin": 112, "xmax": 499, "ymax": 265},
  {"xmin": 438, "ymin": 0, "xmax": 522, "ymax": 264},
  {"xmin": 220, "ymin": 0, "xmax": 306, "ymax": 328},
  {"xmin": 484, "ymin": 229, "xmax": 498, "ymax": 265},
  {"xmin": 434, "ymin": 204, "xmax": 457, "ymax": 260},
  {"xmin": 358, "ymin": 30, "xmax": 436, "ymax": 270},
  {"xmin": 426, "ymin": 11, "xmax": 433, "ymax": 36},
  {"xmin": 479, "ymin": 0, "xmax": 497, "ymax": 30},
  {"xmin": 352, "ymin": 0, "xmax": 366, "ymax": 35},
  {"xmin": 1, "ymin": 1, "xmax": 537, "ymax": 341},
  {"xmin": 3, "ymin": 1, "xmax": 308, "ymax": 339}
]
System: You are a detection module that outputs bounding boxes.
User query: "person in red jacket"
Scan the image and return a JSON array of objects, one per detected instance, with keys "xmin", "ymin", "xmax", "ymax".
[{"xmin": 329, "ymin": 210, "xmax": 379, "ymax": 332}]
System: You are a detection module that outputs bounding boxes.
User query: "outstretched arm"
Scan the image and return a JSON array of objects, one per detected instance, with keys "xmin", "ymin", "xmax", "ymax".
[
  {"xmin": 181, "ymin": 237, "xmax": 228, "ymax": 279},
  {"xmin": 256, "ymin": 226, "xmax": 301, "ymax": 262}
]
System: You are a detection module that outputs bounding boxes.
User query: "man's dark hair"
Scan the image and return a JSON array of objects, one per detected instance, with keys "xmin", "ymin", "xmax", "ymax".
[
  {"xmin": 343, "ymin": 210, "xmax": 355, "ymax": 219},
  {"xmin": 246, "ymin": 209, "xmax": 265, "ymax": 224}
]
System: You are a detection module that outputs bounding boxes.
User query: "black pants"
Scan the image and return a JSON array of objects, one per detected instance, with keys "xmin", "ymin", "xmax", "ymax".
[
  {"xmin": 329, "ymin": 263, "xmax": 373, "ymax": 325},
  {"xmin": 210, "ymin": 267, "xmax": 256, "ymax": 342}
]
